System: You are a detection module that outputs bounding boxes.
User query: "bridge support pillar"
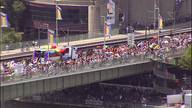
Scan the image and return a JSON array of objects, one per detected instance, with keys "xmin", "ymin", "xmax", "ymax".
[{"xmin": 88, "ymin": 5, "xmax": 101, "ymax": 38}]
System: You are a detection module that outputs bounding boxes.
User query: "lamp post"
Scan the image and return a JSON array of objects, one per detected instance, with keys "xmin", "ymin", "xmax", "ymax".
[
  {"xmin": 55, "ymin": 0, "xmax": 61, "ymax": 46},
  {"xmin": 45, "ymin": 24, "xmax": 49, "ymax": 61},
  {"xmin": 101, "ymin": 16, "xmax": 106, "ymax": 50}
]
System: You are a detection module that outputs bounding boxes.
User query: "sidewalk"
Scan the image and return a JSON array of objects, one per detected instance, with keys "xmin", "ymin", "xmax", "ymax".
[
  {"xmin": 0, "ymin": 22, "xmax": 191, "ymax": 57},
  {"xmin": 0, "ymin": 30, "xmax": 158, "ymax": 57}
]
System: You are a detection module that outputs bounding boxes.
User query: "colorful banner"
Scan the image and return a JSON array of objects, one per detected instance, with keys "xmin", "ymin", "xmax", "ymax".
[
  {"xmin": 1, "ymin": 12, "xmax": 8, "ymax": 28},
  {"xmin": 48, "ymin": 29, "xmax": 55, "ymax": 44},
  {"xmin": 56, "ymin": 6, "xmax": 62, "ymax": 20},
  {"xmin": 105, "ymin": 21, "xmax": 111, "ymax": 36},
  {"xmin": 158, "ymin": 14, "xmax": 163, "ymax": 29},
  {"xmin": 108, "ymin": 0, "xmax": 114, "ymax": 14},
  {"xmin": 154, "ymin": 0, "xmax": 156, "ymax": 8}
]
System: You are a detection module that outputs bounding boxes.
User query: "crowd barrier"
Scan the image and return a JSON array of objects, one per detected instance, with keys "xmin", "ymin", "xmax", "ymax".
[{"xmin": 1, "ymin": 47, "xmax": 187, "ymax": 84}]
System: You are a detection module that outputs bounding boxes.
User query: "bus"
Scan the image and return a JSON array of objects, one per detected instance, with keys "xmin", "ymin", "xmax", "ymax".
[{"xmin": 33, "ymin": 46, "xmax": 78, "ymax": 61}]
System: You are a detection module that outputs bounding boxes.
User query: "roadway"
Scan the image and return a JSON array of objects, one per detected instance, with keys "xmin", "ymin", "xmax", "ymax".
[{"xmin": 0, "ymin": 25, "xmax": 191, "ymax": 61}]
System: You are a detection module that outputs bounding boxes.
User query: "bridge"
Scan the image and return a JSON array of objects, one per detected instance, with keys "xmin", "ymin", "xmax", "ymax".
[{"xmin": 0, "ymin": 47, "xmax": 186, "ymax": 101}]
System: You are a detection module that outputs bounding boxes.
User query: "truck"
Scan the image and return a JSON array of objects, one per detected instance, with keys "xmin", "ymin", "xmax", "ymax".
[{"xmin": 184, "ymin": 93, "xmax": 192, "ymax": 108}]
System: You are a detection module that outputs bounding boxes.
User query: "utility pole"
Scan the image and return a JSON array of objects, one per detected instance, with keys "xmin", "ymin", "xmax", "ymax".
[
  {"xmin": 38, "ymin": 27, "xmax": 40, "ymax": 48},
  {"xmin": 101, "ymin": 16, "xmax": 106, "ymax": 50},
  {"xmin": 67, "ymin": 28, "xmax": 69, "ymax": 46}
]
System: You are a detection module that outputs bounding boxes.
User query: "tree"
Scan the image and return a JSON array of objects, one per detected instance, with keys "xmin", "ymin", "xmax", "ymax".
[
  {"xmin": 3, "ymin": 30, "xmax": 22, "ymax": 45},
  {"xmin": 178, "ymin": 45, "xmax": 192, "ymax": 71},
  {"xmin": 12, "ymin": 0, "xmax": 26, "ymax": 31},
  {"xmin": 1, "ymin": 0, "xmax": 26, "ymax": 30}
]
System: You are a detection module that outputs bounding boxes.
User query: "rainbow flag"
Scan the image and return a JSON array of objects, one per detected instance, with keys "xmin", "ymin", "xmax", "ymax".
[
  {"xmin": 154, "ymin": 0, "xmax": 156, "ymax": 8},
  {"xmin": 158, "ymin": 14, "xmax": 163, "ymax": 29},
  {"xmin": 105, "ymin": 21, "xmax": 111, "ymax": 36},
  {"xmin": 48, "ymin": 29, "xmax": 55, "ymax": 44},
  {"xmin": 1, "ymin": 12, "xmax": 8, "ymax": 28},
  {"xmin": 109, "ymin": 0, "xmax": 114, "ymax": 14},
  {"xmin": 56, "ymin": 6, "xmax": 62, "ymax": 20}
]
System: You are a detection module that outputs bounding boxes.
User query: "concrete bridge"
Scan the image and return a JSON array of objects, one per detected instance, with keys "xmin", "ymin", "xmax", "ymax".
[{"xmin": 0, "ymin": 50, "xmax": 185, "ymax": 101}]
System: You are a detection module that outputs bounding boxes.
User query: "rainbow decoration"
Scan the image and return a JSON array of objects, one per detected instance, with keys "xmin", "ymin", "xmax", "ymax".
[
  {"xmin": 158, "ymin": 14, "xmax": 163, "ymax": 29},
  {"xmin": 56, "ymin": 6, "xmax": 62, "ymax": 20},
  {"xmin": 105, "ymin": 21, "xmax": 111, "ymax": 36},
  {"xmin": 48, "ymin": 29, "xmax": 55, "ymax": 44},
  {"xmin": 154, "ymin": 0, "xmax": 156, "ymax": 8},
  {"xmin": 109, "ymin": 0, "xmax": 114, "ymax": 14},
  {"xmin": 1, "ymin": 12, "xmax": 8, "ymax": 28}
]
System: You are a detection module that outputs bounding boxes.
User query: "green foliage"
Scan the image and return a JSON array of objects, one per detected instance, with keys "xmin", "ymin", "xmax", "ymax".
[
  {"xmin": 1, "ymin": 0, "xmax": 26, "ymax": 30},
  {"xmin": 178, "ymin": 45, "xmax": 192, "ymax": 71},
  {"xmin": 3, "ymin": 30, "xmax": 22, "ymax": 45},
  {"xmin": 1, "ymin": 0, "xmax": 25, "ymax": 44}
]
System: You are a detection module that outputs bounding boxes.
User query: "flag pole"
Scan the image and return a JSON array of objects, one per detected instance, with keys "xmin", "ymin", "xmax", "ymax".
[
  {"xmin": 158, "ymin": 8, "xmax": 160, "ymax": 45},
  {"xmin": 46, "ymin": 24, "xmax": 50, "ymax": 61},
  {"xmin": 154, "ymin": 0, "xmax": 156, "ymax": 31},
  {"xmin": 1, "ymin": 27, "xmax": 2, "ymax": 54},
  {"xmin": 56, "ymin": 1, "xmax": 58, "ymax": 46}
]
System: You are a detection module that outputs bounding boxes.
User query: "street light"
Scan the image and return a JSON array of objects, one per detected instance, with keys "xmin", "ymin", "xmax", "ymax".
[{"xmin": 101, "ymin": 16, "xmax": 106, "ymax": 50}]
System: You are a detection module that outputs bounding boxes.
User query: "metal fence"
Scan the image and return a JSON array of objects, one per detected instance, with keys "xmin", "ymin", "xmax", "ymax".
[
  {"xmin": 1, "ymin": 47, "xmax": 186, "ymax": 84},
  {"xmin": 1, "ymin": 29, "xmax": 119, "ymax": 51}
]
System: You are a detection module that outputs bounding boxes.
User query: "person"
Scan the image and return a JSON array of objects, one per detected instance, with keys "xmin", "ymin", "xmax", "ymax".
[
  {"xmin": 35, "ymin": 41, "xmax": 38, "ymax": 49},
  {"xmin": 32, "ymin": 41, "xmax": 35, "ymax": 48},
  {"xmin": 26, "ymin": 44, "xmax": 29, "ymax": 51},
  {"xmin": 21, "ymin": 45, "xmax": 24, "ymax": 52}
]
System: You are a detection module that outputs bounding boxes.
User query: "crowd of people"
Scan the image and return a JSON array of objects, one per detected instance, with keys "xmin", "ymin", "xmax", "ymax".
[{"xmin": 1, "ymin": 33, "xmax": 191, "ymax": 83}]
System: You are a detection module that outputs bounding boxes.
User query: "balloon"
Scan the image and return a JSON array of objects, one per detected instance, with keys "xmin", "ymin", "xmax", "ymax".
[
  {"xmin": 51, "ymin": 45, "xmax": 57, "ymax": 49},
  {"xmin": 153, "ymin": 36, "xmax": 158, "ymax": 39},
  {"xmin": 48, "ymin": 45, "xmax": 52, "ymax": 49},
  {"xmin": 38, "ymin": 48, "xmax": 42, "ymax": 50},
  {"xmin": 50, "ymin": 51, "xmax": 54, "ymax": 54},
  {"xmin": 41, "ymin": 47, "xmax": 46, "ymax": 49},
  {"xmin": 56, "ymin": 49, "xmax": 60, "ymax": 52}
]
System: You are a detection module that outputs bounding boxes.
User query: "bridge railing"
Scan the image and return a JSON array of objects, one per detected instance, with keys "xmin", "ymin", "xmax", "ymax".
[
  {"xmin": 1, "ymin": 29, "xmax": 119, "ymax": 51},
  {"xmin": 1, "ymin": 47, "xmax": 186, "ymax": 84},
  {"xmin": 153, "ymin": 69, "xmax": 176, "ymax": 80}
]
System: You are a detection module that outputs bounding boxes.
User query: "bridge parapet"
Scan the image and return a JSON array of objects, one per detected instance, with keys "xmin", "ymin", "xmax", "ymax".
[{"xmin": 153, "ymin": 69, "xmax": 176, "ymax": 80}]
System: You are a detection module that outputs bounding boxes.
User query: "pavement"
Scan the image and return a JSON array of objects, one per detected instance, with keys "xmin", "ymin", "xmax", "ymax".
[{"xmin": 0, "ymin": 22, "xmax": 191, "ymax": 60}]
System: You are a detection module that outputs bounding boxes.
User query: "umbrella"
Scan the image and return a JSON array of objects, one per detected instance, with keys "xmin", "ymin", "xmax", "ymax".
[
  {"xmin": 164, "ymin": 41, "xmax": 169, "ymax": 44},
  {"xmin": 105, "ymin": 52, "xmax": 111, "ymax": 54},
  {"xmin": 163, "ymin": 36, "xmax": 171, "ymax": 39},
  {"xmin": 153, "ymin": 36, "xmax": 158, "ymax": 39},
  {"xmin": 96, "ymin": 46, "xmax": 101, "ymax": 48},
  {"xmin": 172, "ymin": 38, "xmax": 179, "ymax": 41},
  {"xmin": 29, "ymin": 63, "xmax": 34, "ymax": 66}
]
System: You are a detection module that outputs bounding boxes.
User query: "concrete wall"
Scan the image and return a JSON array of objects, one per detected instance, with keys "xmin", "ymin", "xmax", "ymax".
[
  {"xmin": 176, "ymin": 0, "xmax": 192, "ymax": 19},
  {"xmin": 119, "ymin": 0, "xmax": 175, "ymax": 26}
]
